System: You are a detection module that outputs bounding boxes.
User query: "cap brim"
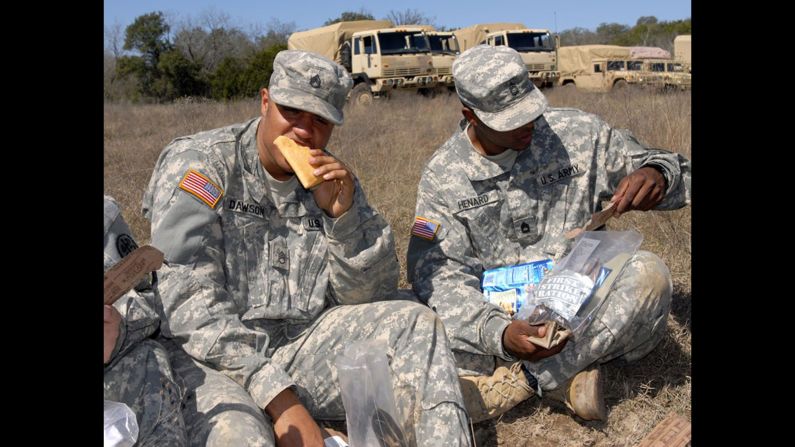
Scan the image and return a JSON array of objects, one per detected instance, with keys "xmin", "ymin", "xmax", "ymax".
[
  {"xmin": 269, "ymin": 87, "xmax": 344, "ymax": 125},
  {"xmin": 472, "ymin": 87, "xmax": 548, "ymax": 132}
]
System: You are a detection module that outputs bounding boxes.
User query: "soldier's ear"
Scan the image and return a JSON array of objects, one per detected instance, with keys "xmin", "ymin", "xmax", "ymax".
[
  {"xmin": 462, "ymin": 107, "xmax": 478, "ymax": 127},
  {"xmin": 260, "ymin": 88, "xmax": 270, "ymax": 113}
]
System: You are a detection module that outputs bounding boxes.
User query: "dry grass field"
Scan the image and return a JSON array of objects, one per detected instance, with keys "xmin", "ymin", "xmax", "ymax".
[{"xmin": 104, "ymin": 87, "xmax": 691, "ymax": 446}]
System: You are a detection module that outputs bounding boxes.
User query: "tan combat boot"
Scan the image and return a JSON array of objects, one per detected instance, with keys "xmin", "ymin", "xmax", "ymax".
[
  {"xmin": 543, "ymin": 367, "xmax": 606, "ymax": 421},
  {"xmin": 458, "ymin": 361, "xmax": 535, "ymax": 423}
]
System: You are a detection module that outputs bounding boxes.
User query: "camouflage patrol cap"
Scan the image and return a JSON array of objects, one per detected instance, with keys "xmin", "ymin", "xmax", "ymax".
[
  {"xmin": 269, "ymin": 50, "xmax": 353, "ymax": 125},
  {"xmin": 453, "ymin": 45, "xmax": 548, "ymax": 132}
]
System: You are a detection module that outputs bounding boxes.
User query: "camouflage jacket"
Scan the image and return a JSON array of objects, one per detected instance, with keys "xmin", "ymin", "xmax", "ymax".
[
  {"xmin": 104, "ymin": 195, "xmax": 161, "ymax": 368},
  {"xmin": 407, "ymin": 108, "xmax": 691, "ymax": 360},
  {"xmin": 142, "ymin": 117, "xmax": 399, "ymax": 410}
]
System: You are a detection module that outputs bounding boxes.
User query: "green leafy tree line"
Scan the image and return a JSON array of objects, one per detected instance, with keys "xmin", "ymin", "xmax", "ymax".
[
  {"xmin": 558, "ymin": 16, "xmax": 691, "ymax": 53},
  {"xmin": 106, "ymin": 11, "xmax": 291, "ymax": 102}
]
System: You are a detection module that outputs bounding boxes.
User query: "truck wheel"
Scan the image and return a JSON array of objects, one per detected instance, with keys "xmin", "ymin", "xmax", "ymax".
[
  {"xmin": 613, "ymin": 79, "xmax": 628, "ymax": 90},
  {"xmin": 351, "ymin": 83, "xmax": 373, "ymax": 107},
  {"xmin": 561, "ymin": 82, "xmax": 576, "ymax": 91}
]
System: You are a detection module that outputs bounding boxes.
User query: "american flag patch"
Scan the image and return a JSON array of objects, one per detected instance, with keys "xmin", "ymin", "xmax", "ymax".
[
  {"xmin": 411, "ymin": 216, "xmax": 440, "ymax": 241},
  {"xmin": 179, "ymin": 169, "xmax": 223, "ymax": 208}
]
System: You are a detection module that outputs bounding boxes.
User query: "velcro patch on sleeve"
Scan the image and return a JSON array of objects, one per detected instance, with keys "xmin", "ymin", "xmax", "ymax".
[
  {"xmin": 411, "ymin": 216, "xmax": 440, "ymax": 241},
  {"xmin": 179, "ymin": 169, "xmax": 224, "ymax": 208}
]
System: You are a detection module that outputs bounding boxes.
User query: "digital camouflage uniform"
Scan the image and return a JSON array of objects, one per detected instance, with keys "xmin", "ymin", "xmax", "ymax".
[
  {"xmin": 407, "ymin": 45, "xmax": 691, "ymax": 391},
  {"xmin": 141, "ymin": 50, "xmax": 472, "ymax": 447},
  {"xmin": 103, "ymin": 196, "xmax": 187, "ymax": 446}
]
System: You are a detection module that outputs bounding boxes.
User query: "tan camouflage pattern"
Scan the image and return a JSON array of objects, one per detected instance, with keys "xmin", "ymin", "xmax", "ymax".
[
  {"xmin": 142, "ymin": 117, "xmax": 472, "ymax": 446},
  {"xmin": 104, "ymin": 196, "xmax": 187, "ymax": 446},
  {"xmin": 407, "ymin": 108, "xmax": 690, "ymax": 388},
  {"xmin": 269, "ymin": 50, "xmax": 353, "ymax": 125},
  {"xmin": 453, "ymin": 45, "xmax": 548, "ymax": 132}
]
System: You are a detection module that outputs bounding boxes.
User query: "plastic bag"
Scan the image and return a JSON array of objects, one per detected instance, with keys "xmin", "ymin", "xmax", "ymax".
[
  {"xmin": 335, "ymin": 340, "xmax": 414, "ymax": 447},
  {"xmin": 104, "ymin": 400, "xmax": 138, "ymax": 447},
  {"xmin": 516, "ymin": 230, "xmax": 643, "ymax": 340},
  {"xmin": 481, "ymin": 259, "xmax": 554, "ymax": 316}
]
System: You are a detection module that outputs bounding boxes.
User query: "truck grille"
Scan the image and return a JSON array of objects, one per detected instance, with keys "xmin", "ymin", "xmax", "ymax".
[
  {"xmin": 526, "ymin": 64, "xmax": 546, "ymax": 71},
  {"xmin": 383, "ymin": 67, "xmax": 423, "ymax": 77},
  {"xmin": 436, "ymin": 67, "xmax": 451, "ymax": 75}
]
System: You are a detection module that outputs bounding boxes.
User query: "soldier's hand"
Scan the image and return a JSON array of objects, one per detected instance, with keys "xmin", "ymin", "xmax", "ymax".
[
  {"xmin": 503, "ymin": 319, "xmax": 567, "ymax": 362},
  {"xmin": 308, "ymin": 149, "xmax": 355, "ymax": 218},
  {"xmin": 104, "ymin": 305, "xmax": 122, "ymax": 364},
  {"xmin": 267, "ymin": 388, "xmax": 325, "ymax": 447},
  {"xmin": 611, "ymin": 166, "xmax": 666, "ymax": 217}
]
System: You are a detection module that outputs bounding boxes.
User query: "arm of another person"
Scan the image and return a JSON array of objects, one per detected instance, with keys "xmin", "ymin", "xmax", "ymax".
[
  {"xmin": 103, "ymin": 195, "xmax": 163, "ymax": 366},
  {"xmin": 103, "ymin": 287, "xmax": 162, "ymax": 366},
  {"xmin": 407, "ymin": 171, "xmax": 563, "ymax": 362}
]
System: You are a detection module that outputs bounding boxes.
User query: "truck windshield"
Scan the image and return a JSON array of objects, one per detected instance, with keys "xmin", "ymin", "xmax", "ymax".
[
  {"xmin": 378, "ymin": 32, "xmax": 431, "ymax": 55},
  {"xmin": 506, "ymin": 32, "xmax": 554, "ymax": 52},
  {"xmin": 427, "ymin": 34, "xmax": 459, "ymax": 54},
  {"xmin": 626, "ymin": 61, "xmax": 643, "ymax": 71}
]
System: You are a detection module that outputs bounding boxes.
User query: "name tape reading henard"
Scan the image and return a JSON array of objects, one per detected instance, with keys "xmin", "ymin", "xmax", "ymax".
[{"xmin": 104, "ymin": 245, "xmax": 165, "ymax": 305}]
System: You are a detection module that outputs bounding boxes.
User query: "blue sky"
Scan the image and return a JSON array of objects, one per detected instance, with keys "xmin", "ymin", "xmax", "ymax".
[{"xmin": 104, "ymin": 1, "xmax": 691, "ymax": 36}]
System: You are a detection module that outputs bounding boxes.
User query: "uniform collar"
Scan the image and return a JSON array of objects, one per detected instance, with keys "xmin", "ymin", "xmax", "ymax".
[
  {"xmin": 239, "ymin": 117, "xmax": 317, "ymax": 218},
  {"xmin": 449, "ymin": 117, "xmax": 551, "ymax": 182}
]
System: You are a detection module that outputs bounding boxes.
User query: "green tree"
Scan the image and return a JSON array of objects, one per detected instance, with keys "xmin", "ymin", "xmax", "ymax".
[
  {"xmin": 558, "ymin": 27, "xmax": 599, "ymax": 46},
  {"xmin": 124, "ymin": 12, "xmax": 172, "ymax": 67},
  {"xmin": 119, "ymin": 11, "xmax": 174, "ymax": 99},
  {"xmin": 157, "ymin": 49, "xmax": 208, "ymax": 100},
  {"xmin": 595, "ymin": 22, "xmax": 631, "ymax": 44},
  {"xmin": 323, "ymin": 9, "xmax": 374, "ymax": 25},
  {"xmin": 209, "ymin": 57, "xmax": 246, "ymax": 100},
  {"xmin": 240, "ymin": 44, "xmax": 287, "ymax": 98}
]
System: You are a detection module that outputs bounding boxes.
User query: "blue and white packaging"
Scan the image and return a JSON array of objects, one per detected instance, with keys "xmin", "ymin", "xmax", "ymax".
[{"xmin": 481, "ymin": 259, "xmax": 554, "ymax": 315}]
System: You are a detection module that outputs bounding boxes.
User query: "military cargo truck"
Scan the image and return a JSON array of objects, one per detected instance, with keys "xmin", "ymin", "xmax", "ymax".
[
  {"xmin": 416, "ymin": 26, "xmax": 459, "ymax": 88},
  {"xmin": 557, "ymin": 45, "xmax": 668, "ymax": 92},
  {"xmin": 288, "ymin": 20, "xmax": 436, "ymax": 105},
  {"xmin": 674, "ymin": 35, "xmax": 691, "ymax": 72},
  {"xmin": 454, "ymin": 23, "xmax": 559, "ymax": 88}
]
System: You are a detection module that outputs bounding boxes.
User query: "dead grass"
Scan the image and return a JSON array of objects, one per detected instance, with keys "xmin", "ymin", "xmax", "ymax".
[{"xmin": 104, "ymin": 87, "xmax": 691, "ymax": 446}]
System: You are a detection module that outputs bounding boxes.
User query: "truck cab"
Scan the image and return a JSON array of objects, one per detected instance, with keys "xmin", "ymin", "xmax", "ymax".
[
  {"xmin": 350, "ymin": 28, "xmax": 436, "ymax": 93},
  {"xmin": 424, "ymin": 31, "xmax": 459, "ymax": 87},
  {"xmin": 483, "ymin": 29, "xmax": 559, "ymax": 88},
  {"xmin": 288, "ymin": 21, "xmax": 437, "ymax": 105}
]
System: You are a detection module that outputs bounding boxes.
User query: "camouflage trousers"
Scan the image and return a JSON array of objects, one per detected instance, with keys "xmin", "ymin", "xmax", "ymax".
[
  {"xmin": 166, "ymin": 300, "xmax": 473, "ymax": 447},
  {"xmin": 104, "ymin": 339, "xmax": 187, "ymax": 447},
  {"xmin": 456, "ymin": 250, "xmax": 672, "ymax": 391}
]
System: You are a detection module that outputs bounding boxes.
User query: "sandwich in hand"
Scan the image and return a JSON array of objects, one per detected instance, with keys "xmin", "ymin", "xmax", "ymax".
[{"xmin": 273, "ymin": 135, "xmax": 324, "ymax": 189}]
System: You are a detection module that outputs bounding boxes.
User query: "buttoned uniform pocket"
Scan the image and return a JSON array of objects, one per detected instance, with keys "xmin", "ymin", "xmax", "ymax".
[
  {"xmin": 243, "ymin": 225, "xmax": 329, "ymax": 322},
  {"xmin": 218, "ymin": 214, "xmax": 263, "ymax": 314},
  {"xmin": 538, "ymin": 181, "xmax": 573, "ymax": 259},
  {"xmin": 292, "ymin": 229, "xmax": 328, "ymax": 315}
]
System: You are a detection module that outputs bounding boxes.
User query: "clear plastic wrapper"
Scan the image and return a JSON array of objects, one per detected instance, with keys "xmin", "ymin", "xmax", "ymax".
[
  {"xmin": 515, "ymin": 230, "xmax": 643, "ymax": 340},
  {"xmin": 335, "ymin": 340, "xmax": 414, "ymax": 447},
  {"xmin": 104, "ymin": 400, "xmax": 138, "ymax": 447}
]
